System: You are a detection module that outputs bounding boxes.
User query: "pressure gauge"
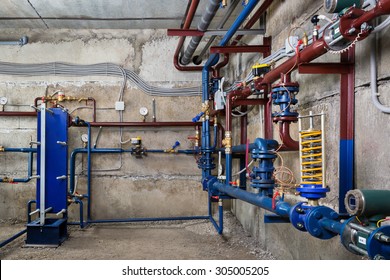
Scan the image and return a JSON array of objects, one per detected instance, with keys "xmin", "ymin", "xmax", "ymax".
[
  {"xmin": 139, "ymin": 107, "xmax": 148, "ymax": 116},
  {"xmin": 81, "ymin": 134, "xmax": 89, "ymax": 143},
  {"xmin": 0, "ymin": 97, "xmax": 8, "ymax": 105}
]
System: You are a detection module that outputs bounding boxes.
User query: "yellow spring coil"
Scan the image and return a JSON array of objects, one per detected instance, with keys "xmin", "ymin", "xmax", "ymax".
[{"xmin": 300, "ymin": 130, "xmax": 323, "ymax": 185}]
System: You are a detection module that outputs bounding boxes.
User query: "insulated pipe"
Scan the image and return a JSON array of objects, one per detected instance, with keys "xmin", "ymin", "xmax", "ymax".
[
  {"xmin": 180, "ymin": 0, "xmax": 221, "ymax": 65},
  {"xmin": 194, "ymin": 0, "xmax": 240, "ymax": 65},
  {"xmin": 173, "ymin": 0, "xmax": 202, "ymax": 71}
]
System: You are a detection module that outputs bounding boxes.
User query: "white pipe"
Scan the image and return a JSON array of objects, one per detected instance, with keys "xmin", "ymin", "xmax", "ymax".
[{"xmin": 370, "ymin": 36, "xmax": 390, "ymax": 113}]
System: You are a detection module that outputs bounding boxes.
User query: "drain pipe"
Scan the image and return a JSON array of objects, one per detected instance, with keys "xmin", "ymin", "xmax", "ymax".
[
  {"xmin": 180, "ymin": 0, "xmax": 221, "ymax": 65},
  {"xmin": 200, "ymin": 0, "xmax": 261, "ymax": 180},
  {"xmin": 0, "ymin": 36, "xmax": 28, "ymax": 46}
]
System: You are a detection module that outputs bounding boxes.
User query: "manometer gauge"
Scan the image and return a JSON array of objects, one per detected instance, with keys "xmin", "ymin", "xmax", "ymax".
[
  {"xmin": 139, "ymin": 107, "xmax": 149, "ymax": 116},
  {"xmin": 81, "ymin": 134, "xmax": 89, "ymax": 143},
  {"xmin": 0, "ymin": 97, "xmax": 8, "ymax": 105}
]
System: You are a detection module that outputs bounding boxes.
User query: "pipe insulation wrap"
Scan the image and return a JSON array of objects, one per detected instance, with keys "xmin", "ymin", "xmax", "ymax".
[
  {"xmin": 181, "ymin": 0, "xmax": 221, "ymax": 65},
  {"xmin": 0, "ymin": 62, "xmax": 201, "ymax": 97}
]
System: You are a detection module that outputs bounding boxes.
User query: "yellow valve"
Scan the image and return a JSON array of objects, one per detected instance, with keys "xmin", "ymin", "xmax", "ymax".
[{"xmin": 0, "ymin": 146, "xmax": 4, "ymax": 152}]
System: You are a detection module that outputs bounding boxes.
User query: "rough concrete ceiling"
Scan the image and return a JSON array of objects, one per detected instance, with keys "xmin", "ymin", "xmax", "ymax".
[{"xmin": 0, "ymin": 0, "xmax": 243, "ymax": 29}]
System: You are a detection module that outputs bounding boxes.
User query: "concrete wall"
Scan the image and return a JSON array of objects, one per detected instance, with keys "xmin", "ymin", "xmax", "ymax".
[
  {"xmin": 0, "ymin": 29, "xmax": 208, "ymax": 221},
  {"xmin": 225, "ymin": 0, "xmax": 390, "ymax": 259}
]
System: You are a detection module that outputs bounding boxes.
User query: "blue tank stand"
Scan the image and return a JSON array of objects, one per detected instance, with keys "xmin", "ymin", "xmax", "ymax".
[{"xmin": 26, "ymin": 218, "xmax": 67, "ymax": 247}]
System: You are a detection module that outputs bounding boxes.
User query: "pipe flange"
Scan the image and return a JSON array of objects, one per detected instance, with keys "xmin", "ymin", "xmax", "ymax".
[{"xmin": 305, "ymin": 206, "xmax": 339, "ymax": 240}]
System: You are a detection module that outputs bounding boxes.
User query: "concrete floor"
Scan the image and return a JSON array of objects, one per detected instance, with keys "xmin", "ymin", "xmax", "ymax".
[{"xmin": 0, "ymin": 212, "xmax": 275, "ymax": 260}]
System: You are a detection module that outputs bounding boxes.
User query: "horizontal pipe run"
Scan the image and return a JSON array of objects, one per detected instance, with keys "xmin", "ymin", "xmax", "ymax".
[
  {"xmin": 210, "ymin": 45, "xmax": 271, "ymax": 54},
  {"xmin": 89, "ymin": 121, "xmax": 203, "ymax": 127},
  {"xmin": 3, "ymin": 148, "xmax": 37, "ymax": 153},
  {"xmin": 212, "ymin": 182, "xmax": 291, "ymax": 217},
  {"xmin": 87, "ymin": 216, "xmax": 210, "ymax": 224},
  {"xmin": 0, "ymin": 229, "xmax": 27, "ymax": 248},
  {"xmin": 0, "ymin": 111, "xmax": 36, "ymax": 117}
]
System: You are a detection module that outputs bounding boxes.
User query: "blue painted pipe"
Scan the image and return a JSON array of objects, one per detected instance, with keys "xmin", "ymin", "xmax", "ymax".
[
  {"xmin": 3, "ymin": 148, "xmax": 37, "ymax": 153},
  {"xmin": 87, "ymin": 216, "xmax": 209, "ymax": 224},
  {"xmin": 0, "ymin": 229, "xmax": 27, "ymax": 248},
  {"xmin": 73, "ymin": 198, "xmax": 85, "ymax": 228},
  {"xmin": 200, "ymin": 0, "xmax": 260, "ymax": 181},
  {"xmin": 0, "ymin": 151, "xmax": 35, "ymax": 183},
  {"xmin": 212, "ymin": 181, "xmax": 291, "ymax": 217},
  {"xmin": 86, "ymin": 122, "xmax": 92, "ymax": 221}
]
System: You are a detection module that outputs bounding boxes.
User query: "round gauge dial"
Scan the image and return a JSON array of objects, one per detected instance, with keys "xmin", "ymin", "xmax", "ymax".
[
  {"xmin": 0, "ymin": 97, "xmax": 8, "ymax": 105},
  {"xmin": 81, "ymin": 134, "xmax": 89, "ymax": 143},
  {"xmin": 139, "ymin": 107, "xmax": 149, "ymax": 116}
]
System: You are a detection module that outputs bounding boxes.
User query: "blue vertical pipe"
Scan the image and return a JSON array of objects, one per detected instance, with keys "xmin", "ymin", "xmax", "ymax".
[
  {"xmin": 201, "ymin": 0, "xmax": 260, "ymax": 181},
  {"xmin": 86, "ymin": 122, "xmax": 92, "ymax": 221}
]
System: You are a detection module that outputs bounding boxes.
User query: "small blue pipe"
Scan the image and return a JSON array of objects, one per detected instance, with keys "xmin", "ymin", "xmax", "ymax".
[
  {"xmin": 86, "ymin": 122, "xmax": 92, "ymax": 221},
  {"xmin": 0, "ymin": 229, "xmax": 27, "ymax": 248},
  {"xmin": 87, "ymin": 216, "xmax": 209, "ymax": 224},
  {"xmin": 3, "ymin": 148, "xmax": 37, "ymax": 153},
  {"xmin": 0, "ymin": 151, "xmax": 35, "ymax": 183},
  {"xmin": 73, "ymin": 198, "xmax": 85, "ymax": 228}
]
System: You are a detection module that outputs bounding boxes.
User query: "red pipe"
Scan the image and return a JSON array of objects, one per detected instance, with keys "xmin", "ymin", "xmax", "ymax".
[
  {"xmin": 173, "ymin": 0, "xmax": 202, "ymax": 72},
  {"xmin": 89, "ymin": 121, "xmax": 204, "ymax": 127},
  {"xmin": 0, "ymin": 111, "xmax": 36, "ymax": 117},
  {"xmin": 278, "ymin": 122, "xmax": 299, "ymax": 151}
]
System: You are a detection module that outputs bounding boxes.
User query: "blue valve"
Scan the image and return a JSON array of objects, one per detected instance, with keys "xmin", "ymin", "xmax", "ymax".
[
  {"xmin": 192, "ymin": 112, "xmax": 204, "ymax": 122},
  {"xmin": 172, "ymin": 141, "xmax": 180, "ymax": 149}
]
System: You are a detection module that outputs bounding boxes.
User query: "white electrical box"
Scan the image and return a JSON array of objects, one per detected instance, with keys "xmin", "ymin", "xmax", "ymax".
[{"xmin": 115, "ymin": 101, "xmax": 125, "ymax": 111}]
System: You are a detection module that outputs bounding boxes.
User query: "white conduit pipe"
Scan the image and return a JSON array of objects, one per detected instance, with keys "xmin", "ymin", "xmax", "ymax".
[
  {"xmin": 370, "ymin": 17, "xmax": 390, "ymax": 113},
  {"xmin": 0, "ymin": 62, "xmax": 201, "ymax": 97}
]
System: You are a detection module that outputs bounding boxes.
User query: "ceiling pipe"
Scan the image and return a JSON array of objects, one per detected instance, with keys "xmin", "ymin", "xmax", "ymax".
[
  {"xmin": 0, "ymin": 36, "xmax": 28, "ymax": 46},
  {"xmin": 193, "ymin": 0, "xmax": 241, "ymax": 65},
  {"xmin": 180, "ymin": 0, "xmax": 221, "ymax": 66},
  {"xmin": 173, "ymin": 0, "xmax": 202, "ymax": 71}
]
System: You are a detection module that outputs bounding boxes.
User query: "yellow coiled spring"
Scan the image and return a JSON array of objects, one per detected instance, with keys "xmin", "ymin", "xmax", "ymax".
[{"xmin": 300, "ymin": 130, "xmax": 323, "ymax": 185}]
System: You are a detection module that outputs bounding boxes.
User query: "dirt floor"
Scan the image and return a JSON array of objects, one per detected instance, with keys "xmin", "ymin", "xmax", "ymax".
[{"xmin": 0, "ymin": 211, "xmax": 275, "ymax": 260}]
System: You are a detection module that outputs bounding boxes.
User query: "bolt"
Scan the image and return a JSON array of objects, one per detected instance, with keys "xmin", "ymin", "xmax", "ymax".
[
  {"xmin": 312, "ymin": 228, "xmax": 321, "ymax": 237},
  {"xmin": 296, "ymin": 207, "xmax": 304, "ymax": 214},
  {"xmin": 361, "ymin": 22, "xmax": 368, "ymax": 31},
  {"xmin": 330, "ymin": 211, "xmax": 339, "ymax": 219},
  {"xmin": 348, "ymin": 27, "xmax": 356, "ymax": 35},
  {"xmin": 314, "ymin": 211, "xmax": 323, "ymax": 219},
  {"xmin": 297, "ymin": 223, "xmax": 304, "ymax": 229}
]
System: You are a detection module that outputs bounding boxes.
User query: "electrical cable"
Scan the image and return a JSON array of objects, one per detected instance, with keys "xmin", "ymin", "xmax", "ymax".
[{"xmin": 0, "ymin": 62, "xmax": 201, "ymax": 97}]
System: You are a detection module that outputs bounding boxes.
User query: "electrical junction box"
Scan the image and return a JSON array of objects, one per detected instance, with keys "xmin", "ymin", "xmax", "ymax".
[
  {"xmin": 214, "ymin": 90, "xmax": 225, "ymax": 111},
  {"xmin": 115, "ymin": 101, "xmax": 125, "ymax": 111}
]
